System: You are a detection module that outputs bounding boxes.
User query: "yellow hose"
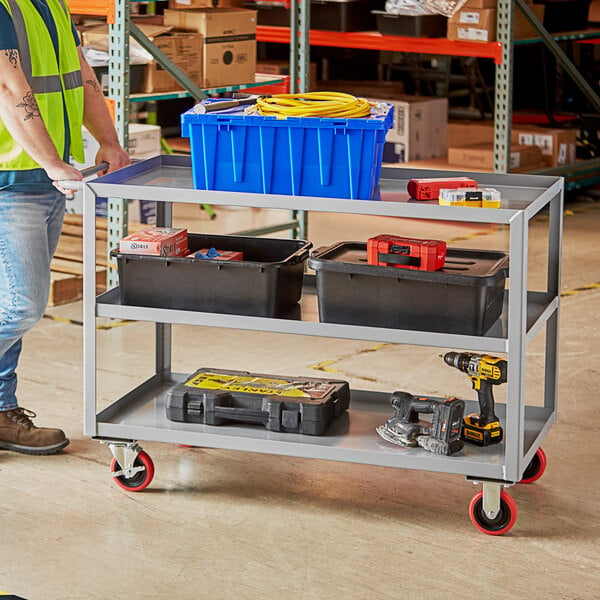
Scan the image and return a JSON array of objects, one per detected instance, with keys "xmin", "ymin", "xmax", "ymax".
[{"xmin": 254, "ymin": 92, "xmax": 373, "ymax": 118}]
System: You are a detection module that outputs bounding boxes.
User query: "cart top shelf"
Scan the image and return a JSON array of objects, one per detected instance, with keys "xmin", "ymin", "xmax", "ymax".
[{"xmin": 88, "ymin": 155, "xmax": 563, "ymax": 224}]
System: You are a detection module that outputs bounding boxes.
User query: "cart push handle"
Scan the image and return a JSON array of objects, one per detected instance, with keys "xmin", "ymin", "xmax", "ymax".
[{"xmin": 58, "ymin": 162, "xmax": 110, "ymax": 191}]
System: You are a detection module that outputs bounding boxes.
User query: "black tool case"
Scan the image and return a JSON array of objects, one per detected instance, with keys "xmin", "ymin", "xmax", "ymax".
[
  {"xmin": 112, "ymin": 233, "xmax": 311, "ymax": 317},
  {"xmin": 308, "ymin": 242, "xmax": 509, "ymax": 335},
  {"xmin": 165, "ymin": 368, "xmax": 351, "ymax": 435}
]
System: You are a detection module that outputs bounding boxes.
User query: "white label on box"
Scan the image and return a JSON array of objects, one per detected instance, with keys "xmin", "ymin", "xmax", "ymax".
[
  {"xmin": 178, "ymin": 0, "xmax": 192, "ymax": 4},
  {"xmin": 460, "ymin": 11, "xmax": 482, "ymax": 23},
  {"xmin": 100, "ymin": 73, "xmax": 109, "ymax": 93},
  {"xmin": 458, "ymin": 27, "xmax": 490, "ymax": 41},
  {"xmin": 533, "ymin": 134, "xmax": 553, "ymax": 156},
  {"xmin": 558, "ymin": 143, "xmax": 567, "ymax": 164},
  {"xmin": 518, "ymin": 133, "xmax": 535, "ymax": 146},
  {"xmin": 394, "ymin": 143, "xmax": 406, "ymax": 163},
  {"xmin": 396, "ymin": 105, "xmax": 406, "ymax": 136},
  {"xmin": 510, "ymin": 151, "xmax": 521, "ymax": 169}
]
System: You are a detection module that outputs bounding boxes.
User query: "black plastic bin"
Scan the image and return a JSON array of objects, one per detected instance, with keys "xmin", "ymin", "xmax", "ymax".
[
  {"xmin": 113, "ymin": 234, "xmax": 312, "ymax": 317},
  {"xmin": 253, "ymin": 0, "xmax": 384, "ymax": 32},
  {"xmin": 93, "ymin": 64, "xmax": 144, "ymax": 94},
  {"xmin": 308, "ymin": 242, "xmax": 509, "ymax": 335},
  {"xmin": 372, "ymin": 11, "xmax": 448, "ymax": 37},
  {"xmin": 534, "ymin": 0, "xmax": 590, "ymax": 32}
]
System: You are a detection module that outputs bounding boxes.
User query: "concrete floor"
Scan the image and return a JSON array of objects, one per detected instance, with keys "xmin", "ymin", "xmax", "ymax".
[{"xmin": 1, "ymin": 191, "xmax": 600, "ymax": 600}]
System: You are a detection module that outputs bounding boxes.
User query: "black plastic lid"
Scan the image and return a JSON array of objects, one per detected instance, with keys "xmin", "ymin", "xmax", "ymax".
[{"xmin": 308, "ymin": 242, "xmax": 509, "ymax": 286}]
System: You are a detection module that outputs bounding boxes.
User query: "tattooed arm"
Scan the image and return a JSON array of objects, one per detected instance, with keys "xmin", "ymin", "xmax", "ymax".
[
  {"xmin": 0, "ymin": 49, "xmax": 82, "ymax": 190},
  {"xmin": 78, "ymin": 47, "xmax": 130, "ymax": 174}
]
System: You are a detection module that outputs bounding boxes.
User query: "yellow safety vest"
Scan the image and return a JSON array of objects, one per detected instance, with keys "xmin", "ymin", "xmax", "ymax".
[{"xmin": 0, "ymin": 0, "xmax": 84, "ymax": 169}]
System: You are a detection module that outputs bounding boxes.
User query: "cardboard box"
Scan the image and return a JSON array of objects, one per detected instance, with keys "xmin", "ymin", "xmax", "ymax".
[
  {"xmin": 82, "ymin": 22, "xmax": 167, "ymax": 51},
  {"xmin": 257, "ymin": 59, "xmax": 318, "ymax": 90},
  {"xmin": 168, "ymin": 0, "xmax": 245, "ymax": 8},
  {"xmin": 458, "ymin": 0, "xmax": 497, "ymax": 8},
  {"xmin": 511, "ymin": 126, "xmax": 577, "ymax": 166},
  {"xmin": 447, "ymin": 8, "xmax": 496, "ymax": 41},
  {"xmin": 82, "ymin": 23, "xmax": 203, "ymax": 94},
  {"xmin": 448, "ymin": 120, "xmax": 494, "ymax": 147},
  {"xmin": 119, "ymin": 227, "xmax": 188, "ymax": 257},
  {"xmin": 142, "ymin": 31, "xmax": 203, "ymax": 93},
  {"xmin": 168, "ymin": 0, "xmax": 213, "ymax": 8},
  {"xmin": 317, "ymin": 79, "xmax": 404, "ymax": 100},
  {"xmin": 127, "ymin": 123, "xmax": 162, "ymax": 159},
  {"xmin": 164, "ymin": 8, "xmax": 257, "ymax": 88},
  {"xmin": 448, "ymin": 143, "xmax": 543, "ymax": 171},
  {"xmin": 447, "ymin": 5, "xmax": 545, "ymax": 41},
  {"xmin": 452, "ymin": 7, "xmax": 496, "ymax": 28},
  {"xmin": 371, "ymin": 96, "xmax": 447, "ymax": 162},
  {"xmin": 513, "ymin": 5, "xmax": 545, "ymax": 39},
  {"xmin": 589, "ymin": 0, "xmax": 600, "ymax": 22}
]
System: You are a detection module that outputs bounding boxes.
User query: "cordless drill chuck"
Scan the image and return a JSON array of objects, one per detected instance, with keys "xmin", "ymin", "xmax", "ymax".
[{"xmin": 443, "ymin": 352, "xmax": 507, "ymax": 446}]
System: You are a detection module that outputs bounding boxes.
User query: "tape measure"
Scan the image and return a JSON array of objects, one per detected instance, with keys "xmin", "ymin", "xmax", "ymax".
[{"xmin": 438, "ymin": 187, "xmax": 501, "ymax": 208}]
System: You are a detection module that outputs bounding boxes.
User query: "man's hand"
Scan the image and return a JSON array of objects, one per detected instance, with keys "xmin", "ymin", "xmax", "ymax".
[
  {"xmin": 45, "ymin": 162, "xmax": 83, "ymax": 195},
  {"xmin": 95, "ymin": 143, "xmax": 131, "ymax": 174}
]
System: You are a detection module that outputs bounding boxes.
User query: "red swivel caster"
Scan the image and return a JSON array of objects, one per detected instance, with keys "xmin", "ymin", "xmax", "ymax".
[
  {"xmin": 469, "ymin": 487, "xmax": 517, "ymax": 535},
  {"xmin": 108, "ymin": 442, "xmax": 155, "ymax": 492},
  {"xmin": 520, "ymin": 448, "xmax": 547, "ymax": 484}
]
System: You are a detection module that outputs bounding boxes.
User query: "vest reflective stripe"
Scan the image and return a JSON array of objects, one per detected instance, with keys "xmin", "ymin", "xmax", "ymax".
[
  {"xmin": 0, "ymin": 0, "xmax": 84, "ymax": 169},
  {"xmin": 7, "ymin": 0, "xmax": 81, "ymax": 94},
  {"xmin": 6, "ymin": 0, "xmax": 29, "ymax": 75},
  {"xmin": 63, "ymin": 70, "xmax": 83, "ymax": 90}
]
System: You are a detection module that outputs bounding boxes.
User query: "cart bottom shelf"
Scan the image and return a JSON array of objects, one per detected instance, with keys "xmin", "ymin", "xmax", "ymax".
[{"xmin": 93, "ymin": 374, "xmax": 554, "ymax": 481}]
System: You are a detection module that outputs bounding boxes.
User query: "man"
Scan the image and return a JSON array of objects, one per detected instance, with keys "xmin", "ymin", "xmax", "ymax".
[{"xmin": 0, "ymin": 0, "xmax": 130, "ymax": 454}]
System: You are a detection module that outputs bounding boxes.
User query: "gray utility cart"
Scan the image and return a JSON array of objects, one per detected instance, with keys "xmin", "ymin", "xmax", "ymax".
[{"xmin": 81, "ymin": 156, "xmax": 563, "ymax": 535}]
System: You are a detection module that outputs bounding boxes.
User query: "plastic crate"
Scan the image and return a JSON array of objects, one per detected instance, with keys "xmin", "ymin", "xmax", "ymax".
[
  {"xmin": 253, "ymin": 0, "xmax": 384, "ymax": 32},
  {"xmin": 372, "ymin": 11, "xmax": 447, "ymax": 37},
  {"xmin": 181, "ymin": 103, "xmax": 393, "ymax": 200},
  {"xmin": 113, "ymin": 233, "xmax": 312, "ymax": 317},
  {"xmin": 308, "ymin": 242, "xmax": 509, "ymax": 335}
]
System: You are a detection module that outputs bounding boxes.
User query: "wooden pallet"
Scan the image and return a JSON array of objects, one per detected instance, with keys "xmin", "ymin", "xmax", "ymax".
[{"xmin": 49, "ymin": 214, "xmax": 109, "ymax": 306}]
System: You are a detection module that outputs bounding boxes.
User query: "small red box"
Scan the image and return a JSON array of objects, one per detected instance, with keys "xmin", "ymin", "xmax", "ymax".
[
  {"xmin": 367, "ymin": 235, "xmax": 446, "ymax": 271},
  {"xmin": 408, "ymin": 177, "xmax": 478, "ymax": 201},
  {"xmin": 119, "ymin": 227, "xmax": 188, "ymax": 257},
  {"xmin": 190, "ymin": 248, "xmax": 244, "ymax": 261}
]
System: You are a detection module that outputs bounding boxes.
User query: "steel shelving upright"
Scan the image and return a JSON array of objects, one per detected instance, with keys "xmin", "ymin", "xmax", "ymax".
[
  {"xmin": 68, "ymin": 0, "xmax": 288, "ymax": 285},
  {"xmin": 82, "ymin": 155, "xmax": 563, "ymax": 535}
]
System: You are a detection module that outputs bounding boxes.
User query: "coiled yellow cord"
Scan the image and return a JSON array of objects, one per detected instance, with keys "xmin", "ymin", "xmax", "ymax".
[{"xmin": 254, "ymin": 92, "xmax": 373, "ymax": 119}]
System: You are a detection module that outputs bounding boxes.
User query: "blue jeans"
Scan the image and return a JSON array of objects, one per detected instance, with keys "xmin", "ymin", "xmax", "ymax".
[{"xmin": 0, "ymin": 188, "xmax": 65, "ymax": 410}]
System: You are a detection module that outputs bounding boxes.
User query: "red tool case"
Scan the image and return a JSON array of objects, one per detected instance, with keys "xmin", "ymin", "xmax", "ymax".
[
  {"xmin": 367, "ymin": 234, "xmax": 446, "ymax": 271},
  {"xmin": 408, "ymin": 177, "xmax": 478, "ymax": 200}
]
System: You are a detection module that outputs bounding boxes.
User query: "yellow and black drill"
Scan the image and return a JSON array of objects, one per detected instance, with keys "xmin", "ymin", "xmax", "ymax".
[{"xmin": 443, "ymin": 352, "xmax": 507, "ymax": 446}]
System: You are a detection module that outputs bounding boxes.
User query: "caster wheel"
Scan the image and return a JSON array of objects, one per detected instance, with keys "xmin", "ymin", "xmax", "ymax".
[
  {"xmin": 111, "ymin": 450, "xmax": 155, "ymax": 492},
  {"xmin": 469, "ymin": 490, "xmax": 517, "ymax": 535},
  {"xmin": 520, "ymin": 448, "xmax": 547, "ymax": 484}
]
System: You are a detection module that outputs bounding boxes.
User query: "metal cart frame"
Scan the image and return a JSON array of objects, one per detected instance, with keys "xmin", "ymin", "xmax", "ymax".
[{"xmin": 82, "ymin": 155, "xmax": 563, "ymax": 533}]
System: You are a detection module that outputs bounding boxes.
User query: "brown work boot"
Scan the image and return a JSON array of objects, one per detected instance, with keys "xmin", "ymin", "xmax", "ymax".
[{"xmin": 0, "ymin": 408, "xmax": 69, "ymax": 455}]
